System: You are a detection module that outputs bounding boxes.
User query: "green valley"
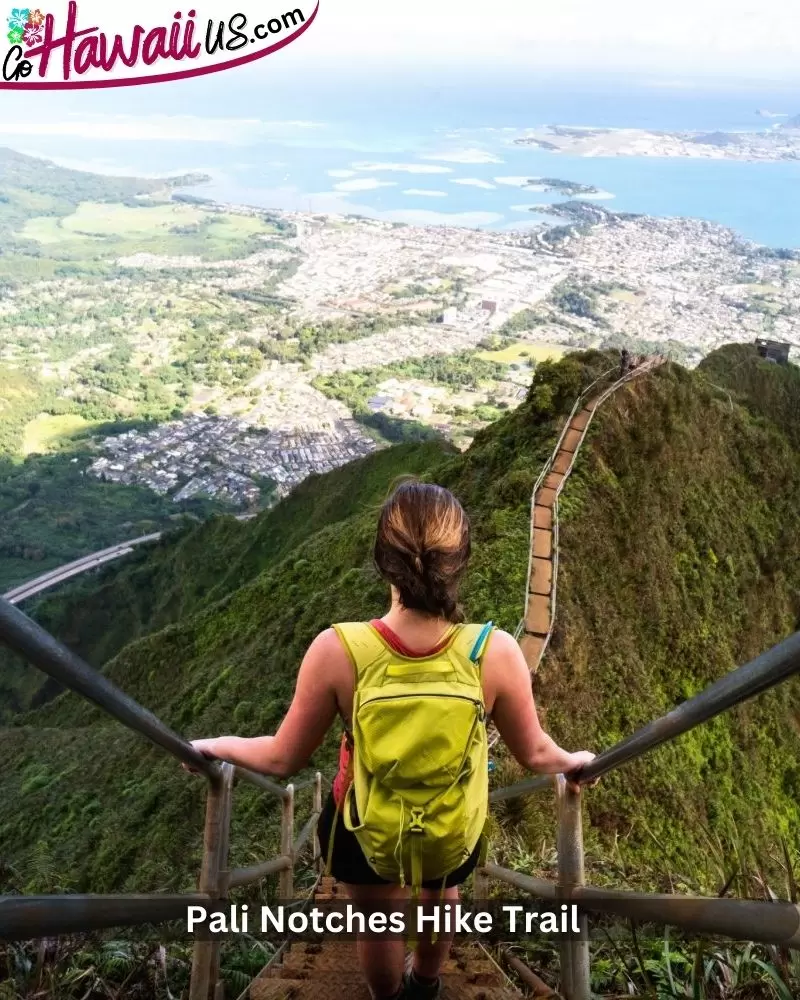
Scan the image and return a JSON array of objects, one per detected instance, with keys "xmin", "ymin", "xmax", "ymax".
[{"xmin": 1, "ymin": 346, "xmax": 799, "ymax": 910}]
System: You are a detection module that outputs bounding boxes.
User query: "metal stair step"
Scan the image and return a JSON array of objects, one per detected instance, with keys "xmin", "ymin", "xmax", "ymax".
[{"xmin": 250, "ymin": 983, "xmax": 523, "ymax": 1000}]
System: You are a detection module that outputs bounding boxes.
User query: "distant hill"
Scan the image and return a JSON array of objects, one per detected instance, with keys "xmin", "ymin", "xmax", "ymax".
[
  {"xmin": 0, "ymin": 145, "xmax": 206, "ymax": 242},
  {"xmin": 781, "ymin": 113, "xmax": 800, "ymax": 129},
  {"xmin": 2, "ymin": 348, "xmax": 799, "ymax": 897},
  {"xmin": 690, "ymin": 131, "xmax": 742, "ymax": 147}
]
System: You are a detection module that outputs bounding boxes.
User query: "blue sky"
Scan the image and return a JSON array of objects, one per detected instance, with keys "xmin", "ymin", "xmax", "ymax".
[{"xmin": 1, "ymin": 0, "xmax": 798, "ymax": 160}]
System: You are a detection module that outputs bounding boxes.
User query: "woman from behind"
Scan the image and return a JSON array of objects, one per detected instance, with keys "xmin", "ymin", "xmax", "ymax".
[{"xmin": 188, "ymin": 481, "xmax": 596, "ymax": 1000}]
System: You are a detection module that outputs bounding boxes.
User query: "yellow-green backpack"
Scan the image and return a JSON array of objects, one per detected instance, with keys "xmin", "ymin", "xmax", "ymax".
[{"xmin": 332, "ymin": 620, "xmax": 494, "ymax": 893}]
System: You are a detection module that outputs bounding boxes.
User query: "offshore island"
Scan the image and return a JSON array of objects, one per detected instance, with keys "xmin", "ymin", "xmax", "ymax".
[{"xmin": 515, "ymin": 117, "xmax": 800, "ymax": 161}]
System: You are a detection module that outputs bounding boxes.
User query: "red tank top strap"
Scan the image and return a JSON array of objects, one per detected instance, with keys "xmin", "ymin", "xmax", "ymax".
[{"xmin": 369, "ymin": 619, "xmax": 454, "ymax": 658}]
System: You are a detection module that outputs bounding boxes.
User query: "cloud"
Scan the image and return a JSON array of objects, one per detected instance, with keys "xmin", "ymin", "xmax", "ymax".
[
  {"xmin": 328, "ymin": 169, "xmax": 357, "ymax": 178},
  {"xmin": 450, "ymin": 178, "xmax": 496, "ymax": 190},
  {"xmin": 403, "ymin": 189, "xmax": 449, "ymax": 197},
  {"xmin": 0, "ymin": 115, "xmax": 324, "ymax": 144},
  {"xmin": 423, "ymin": 149, "xmax": 503, "ymax": 164},
  {"xmin": 351, "ymin": 161, "xmax": 453, "ymax": 174},
  {"xmin": 333, "ymin": 178, "xmax": 397, "ymax": 191},
  {"xmin": 271, "ymin": 0, "xmax": 800, "ymax": 80}
]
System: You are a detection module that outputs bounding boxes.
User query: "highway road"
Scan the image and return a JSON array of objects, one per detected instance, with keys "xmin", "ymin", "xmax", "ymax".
[{"xmin": 2, "ymin": 515, "xmax": 257, "ymax": 606}]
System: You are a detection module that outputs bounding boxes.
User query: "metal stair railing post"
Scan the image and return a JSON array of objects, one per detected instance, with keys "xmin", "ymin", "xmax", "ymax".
[
  {"xmin": 313, "ymin": 772, "xmax": 323, "ymax": 872},
  {"xmin": 210, "ymin": 762, "xmax": 235, "ymax": 1000},
  {"xmin": 555, "ymin": 775, "xmax": 590, "ymax": 1000},
  {"xmin": 473, "ymin": 862, "xmax": 489, "ymax": 904},
  {"xmin": 190, "ymin": 761, "xmax": 235, "ymax": 1000},
  {"xmin": 279, "ymin": 784, "xmax": 296, "ymax": 901}
]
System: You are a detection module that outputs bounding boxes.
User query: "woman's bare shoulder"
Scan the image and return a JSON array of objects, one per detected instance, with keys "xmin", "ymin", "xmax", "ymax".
[
  {"xmin": 484, "ymin": 628, "xmax": 523, "ymax": 663},
  {"xmin": 481, "ymin": 629, "xmax": 528, "ymax": 703},
  {"xmin": 306, "ymin": 627, "xmax": 351, "ymax": 662}
]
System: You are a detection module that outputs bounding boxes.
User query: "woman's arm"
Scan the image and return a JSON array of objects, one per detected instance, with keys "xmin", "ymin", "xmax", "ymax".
[
  {"xmin": 188, "ymin": 629, "xmax": 344, "ymax": 779},
  {"xmin": 485, "ymin": 631, "xmax": 595, "ymax": 777}
]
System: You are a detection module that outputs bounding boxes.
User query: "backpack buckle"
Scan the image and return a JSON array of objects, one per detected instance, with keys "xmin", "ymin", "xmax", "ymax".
[{"xmin": 409, "ymin": 807, "xmax": 425, "ymax": 834}]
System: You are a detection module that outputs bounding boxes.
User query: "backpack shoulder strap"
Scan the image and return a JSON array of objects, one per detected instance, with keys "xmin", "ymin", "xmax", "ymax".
[
  {"xmin": 332, "ymin": 622, "xmax": 389, "ymax": 688},
  {"xmin": 448, "ymin": 622, "xmax": 494, "ymax": 680}
]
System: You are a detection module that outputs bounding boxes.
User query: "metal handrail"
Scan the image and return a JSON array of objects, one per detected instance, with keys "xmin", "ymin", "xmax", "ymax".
[
  {"xmin": 228, "ymin": 854, "xmax": 292, "ymax": 891},
  {"xmin": 492, "ymin": 627, "xmax": 800, "ymax": 803},
  {"xmin": 0, "ymin": 894, "xmax": 212, "ymax": 939},
  {"xmin": 0, "ymin": 597, "xmax": 218, "ymax": 779},
  {"xmin": 293, "ymin": 811, "xmax": 322, "ymax": 859},
  {"xmin": 481, "ymin": 865, "xmax": 800, "ymax": 949},
  {"xmin": 0, "ymin": 597, "xmax": 296, "ymax": 801}
]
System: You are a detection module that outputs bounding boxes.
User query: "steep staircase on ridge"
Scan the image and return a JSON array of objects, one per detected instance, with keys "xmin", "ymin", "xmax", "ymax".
[
  {"xmin": 519, "ymin": 356, "xmax": 666, "ymax": 674},
  {"xmin": 245, "ymin": 879, "xmax": 525, "ymax": 1000}
]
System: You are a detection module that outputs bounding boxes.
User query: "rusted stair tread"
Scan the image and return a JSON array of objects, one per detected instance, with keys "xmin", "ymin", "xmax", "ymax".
[
  {"xmin": 529, "ymin": 557, "xmax": 553, "ymax": 595},
  {"xmin": 525, "ymin": 594, "xmax": 550, "ymax": 635},
  {"xmin": 569, "ymin": 409, "xmax": 592, "ymax": 432},
  {"xmin": 251, "ymin": 984, "xmax": 522, "ymax": 1000},
  {"xmin": 251, "ymin": 981, "xmax": 372, "ymax": 999},
  {"xmin": 583, "ymin": 395, "xmax": 602, "ymax": 412},
  {"xmin": 551, "ymin": 451, "xmax": 572, "ymax": 475},
  {"xmin": 559, "ymin": 428, "xmax": 582, "ymax": 454},
  {"xmin": 543, "ymin": 472, "xmax": 563, "ymax": 491},
  {"xmin": 249, "ymin": 879, "xmax": 526, "ymax": 1000},
  {"xmin": 532, "ymin": 528, "xmax": 553, "ymax": 560},
  {"xmin": 266, "ymin": 968, "xmax": 499, "ymax": 986},
  {"xmin": 519, "ymin": 632, "xmax": 546, "ymax": 669},
  {"xmin": 532, "ymin": 504, "xmax": 552, "ymax": 530},
  {"xmin": 536, "ymin": 486, "xmax": 557, "ymax": 508},
  {"xmin": 271, "ymin": 951, "xmax": 500, "ymax": 975},
  {"xmin": 275, "ymin": 942, "xmax": 498, "ymax": 975}
]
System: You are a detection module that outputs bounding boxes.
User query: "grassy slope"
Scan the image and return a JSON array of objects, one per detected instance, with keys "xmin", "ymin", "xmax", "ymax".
[
  {"xmin": 1, "ymin": 349, "xmax": 799, "ymax": 897},
  {"xmin": 0, "ymin": 441, "xmax": 451, "ymax": 721},
  {"xmin": 510, "ymin": 354, "xmax": 800, "ymax": 886}
]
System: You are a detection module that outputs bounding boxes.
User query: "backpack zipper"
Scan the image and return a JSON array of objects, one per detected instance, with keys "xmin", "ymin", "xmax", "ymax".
[{"xmin": 361, "ymin": 692, "xmax": 485, "ymax": 718}]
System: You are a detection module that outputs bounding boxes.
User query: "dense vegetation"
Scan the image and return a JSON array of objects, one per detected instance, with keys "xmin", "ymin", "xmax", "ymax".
[
  {"xmin": 0, "ymin": 362, "xmax": 223, "ymax": 590},
  {"xmin": 0, "ymin": 450, "xmax": 221, "ymax": 593},
  {"xmin": 314, "ymin": 350, "xmax": 511, "ymax": 441},
  {"xmin": 699, "ymin": 341, "xmax": 800, "ymax": 448},
  {"xmin": 0, "ymin": 151, "xmax": 300, "ymax": 588},
  {"xmin": 1, "ymin": 346, "xmax": 799, "ymax": 911},
  {"xmin": 0, "ymin": 440, "xmax": 449, "ymax": 713}
]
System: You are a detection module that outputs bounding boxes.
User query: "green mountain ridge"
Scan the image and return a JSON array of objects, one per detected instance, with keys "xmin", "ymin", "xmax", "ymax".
[{"xmin": 1, "ymin": 346, "xmax": 799, "ymax": 898}]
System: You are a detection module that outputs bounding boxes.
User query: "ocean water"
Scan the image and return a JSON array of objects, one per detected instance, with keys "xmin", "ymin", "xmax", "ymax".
[{"xmin": 5, "ymin": 73, "xmax": 800, "ymax": 247}]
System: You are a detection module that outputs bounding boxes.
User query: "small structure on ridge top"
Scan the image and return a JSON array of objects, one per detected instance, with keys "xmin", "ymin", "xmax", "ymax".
[{"xmin": 755, "ymin": 338, "xmax": 791, "ymax": 365}]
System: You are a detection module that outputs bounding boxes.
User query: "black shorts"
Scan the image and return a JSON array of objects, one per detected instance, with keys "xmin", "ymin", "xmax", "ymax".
[{"xmin": 317, "ymin": 791, "xmax": 480, "ymax": 889}]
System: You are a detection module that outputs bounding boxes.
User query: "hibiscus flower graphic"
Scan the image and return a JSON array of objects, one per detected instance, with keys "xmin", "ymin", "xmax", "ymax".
[
  {"xmin": 22, "ymin": 20, "xmax": 41, "ymax": 44},
  {"xmin": 6, "ymin": 8, "xmax": 30, "ymax": 31},
  {"xmin": 27, "ymin": 7, "xmax": 44, "ymax": 26},
  {"xmin": 7, "ymin": 25, "xmax": 24, "ymax": 44}
]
